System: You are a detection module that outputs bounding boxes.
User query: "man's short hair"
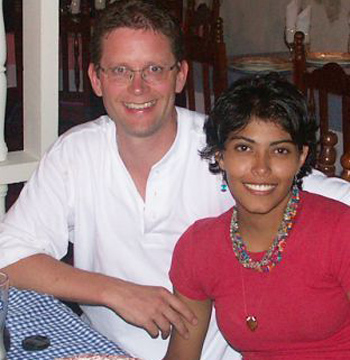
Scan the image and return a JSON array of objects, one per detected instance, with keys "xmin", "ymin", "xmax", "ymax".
[{"xmin": 90, "ymin": 0, "xmax": 184, "ymax": 67}]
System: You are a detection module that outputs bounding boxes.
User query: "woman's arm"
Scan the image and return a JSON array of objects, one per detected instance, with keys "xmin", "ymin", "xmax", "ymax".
[{"xmin": 163, "ymin": 288, "xmax": 212, "ymax": 360}]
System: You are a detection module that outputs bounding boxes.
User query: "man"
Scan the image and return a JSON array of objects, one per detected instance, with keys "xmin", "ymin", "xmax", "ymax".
[{"xmin": 0, "ymin": 1, "xmax": 350, "ymax": 360}]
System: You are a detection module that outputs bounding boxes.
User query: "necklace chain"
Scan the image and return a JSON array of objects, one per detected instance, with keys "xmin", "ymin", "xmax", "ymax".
[{"xmin": 230, "ymin": 186, "xmax": 300, "ymax": 273}]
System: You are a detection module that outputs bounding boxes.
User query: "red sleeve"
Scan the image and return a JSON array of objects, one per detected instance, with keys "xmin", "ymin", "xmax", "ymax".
[{"xmin": 169, "ymin": 224, "xmax": 209, "ymax": 300}]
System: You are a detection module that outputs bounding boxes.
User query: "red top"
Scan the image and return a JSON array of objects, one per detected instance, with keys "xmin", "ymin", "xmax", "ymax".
[{"xmin": 170, "ymin": 191, "xmax": 350, "ymax": 359}]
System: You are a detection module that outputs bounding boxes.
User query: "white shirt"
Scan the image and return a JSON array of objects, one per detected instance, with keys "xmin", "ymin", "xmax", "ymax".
[{"xmin": 1, "ymin": 107, "xmax": 350, "ymax": 360}]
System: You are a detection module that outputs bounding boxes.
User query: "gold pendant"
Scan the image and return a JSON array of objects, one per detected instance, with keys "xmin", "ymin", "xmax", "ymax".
[{"xmin": 246, "ymin": 315, "xmax": 258, "ymax": 331}]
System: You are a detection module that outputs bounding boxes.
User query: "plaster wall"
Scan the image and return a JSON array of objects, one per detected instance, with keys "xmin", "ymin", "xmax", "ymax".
[{"xmin": 221, "ymin": 0, "xmax": 350, "ymax": 56}]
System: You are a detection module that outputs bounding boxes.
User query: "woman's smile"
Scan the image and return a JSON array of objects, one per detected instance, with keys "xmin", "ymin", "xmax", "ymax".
[{"xmin": 218, "ymin": 117, "xmax": 308, "ymax": 217}]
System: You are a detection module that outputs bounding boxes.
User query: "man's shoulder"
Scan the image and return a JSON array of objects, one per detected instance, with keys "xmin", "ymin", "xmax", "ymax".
[
  {"xmin": 176, "ymin": 106, "xmax": 206, "ymax": 132},
  {"xmin": 61, "ymin": 115, "xmax": 113, "ymax": 140},
  {"xmin": 52, "ymin": 115, "xmax": 114, "ymax": 150},
  {"xmin": 302, "ymin": 169, "xmax": 350, "ymax": 206}
]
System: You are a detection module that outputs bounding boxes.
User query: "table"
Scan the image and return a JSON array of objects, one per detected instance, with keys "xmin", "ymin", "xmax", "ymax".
[
  {"xmin": 5, "ymin": 288, "xmax": 129, "ymax": 360},
  {"xmin": 228, "ymin": 52, "xmax": 292, "ymax": 76}
]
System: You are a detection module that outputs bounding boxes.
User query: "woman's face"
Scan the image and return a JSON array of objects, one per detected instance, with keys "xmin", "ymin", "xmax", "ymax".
[{"xmin": 218, "ymin": 117, "xmax": 308, "ymax": 218}]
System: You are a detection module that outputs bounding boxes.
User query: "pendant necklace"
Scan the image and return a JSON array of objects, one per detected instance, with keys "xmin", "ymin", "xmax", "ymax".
[
  {"xmin": 231, "ymin": 186, "xmax": 300, "ymax": 331},
  {"xmin": 240, "ymin": 266, "xmax": 259, "ymax": 331}
]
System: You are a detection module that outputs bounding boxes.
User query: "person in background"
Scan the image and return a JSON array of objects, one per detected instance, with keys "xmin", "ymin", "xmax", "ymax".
[
  {"xmin": 0, "ymin": 1, "xmax": 350, "ymax": 359},
  {"xmin": 165, "ymin": 73, "xmax": 350, "ymax": 360}
]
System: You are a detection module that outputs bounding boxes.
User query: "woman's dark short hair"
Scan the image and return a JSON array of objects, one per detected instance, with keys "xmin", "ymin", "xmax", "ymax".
[
  {"xmin": 90, "ymin": 0, "xmax": 184, "ymax": 67},
  {"xmin": 200, "ymin": 72, "xmax": 317, "ymax": 186}
]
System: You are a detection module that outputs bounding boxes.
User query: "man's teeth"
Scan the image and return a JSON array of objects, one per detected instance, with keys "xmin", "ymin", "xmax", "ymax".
[
  {"xmin": 124, "ymin": 100, "xmax": 156, "ymax": 110},
  {"xmin": 245, "ymin": 184, "xmax": 275, "ymax": 191}
]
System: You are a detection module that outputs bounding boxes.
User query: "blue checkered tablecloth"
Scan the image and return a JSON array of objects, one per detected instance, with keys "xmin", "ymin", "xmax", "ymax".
[{"xmin": 6, "ymin": 287, "xmax": 129, "ymax": 360}]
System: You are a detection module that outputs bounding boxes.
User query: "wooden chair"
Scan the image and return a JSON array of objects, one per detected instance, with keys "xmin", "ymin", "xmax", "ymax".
[
  {"xmin": 157, "ymin": 0, "xmax": 183, "ymax": 24},
  {"xmin": 182, "ymin": 0, "xmax": 228, "ymax": 114},
  {"xmin": 4, "ymin": 0, "xmax": 23, "ymax": 101},
  {"xmin": 59, "ymin": 1, "xmax": 93, "ymax": 108},
  {"xmin": 293, "ymin": 31, "xmax": 350, "ymax": 181}
]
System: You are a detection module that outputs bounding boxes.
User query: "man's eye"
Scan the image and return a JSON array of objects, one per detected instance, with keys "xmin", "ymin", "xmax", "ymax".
[
  {"xmin": 112, "ymin": 66, "xmax": 128, "ymax": 75},
  {"xmin": 148, "ymin": 65, "xmax": 163, "ymax": 73}
]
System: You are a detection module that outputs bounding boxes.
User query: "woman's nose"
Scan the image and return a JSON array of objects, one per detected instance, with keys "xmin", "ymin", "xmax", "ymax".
[{"xmin": 252, "ymin": 152, "xmax": 271, "ymax": 176}]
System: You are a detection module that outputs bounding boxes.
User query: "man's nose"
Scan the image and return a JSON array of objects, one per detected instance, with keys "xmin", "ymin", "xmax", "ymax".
[{"xmin": 128, "ymin": 71, "xmax": 148, "ymax": 94}]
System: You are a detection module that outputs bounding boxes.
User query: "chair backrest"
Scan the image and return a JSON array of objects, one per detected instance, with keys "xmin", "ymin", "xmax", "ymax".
[
  {"xmin": 293, "ymin": 31, "xmax": 350, "ymax": 181},
  {"xmin": 59, "ymin": 1, "xmax": 93, "ymax": 106},
  {"xmin": 182, "ymin": 0, "xmax": 228, "ymax": 114},
  {"xmin": 158, "ymin": 0, "xmax": 183, "ymax": 24},
  {"xmin": 5, "ymin": 0, "xmax": 23, "ymax": 99}
]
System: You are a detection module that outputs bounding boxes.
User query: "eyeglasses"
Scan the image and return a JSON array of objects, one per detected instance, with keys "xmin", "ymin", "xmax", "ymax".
[{"xmin": 98, "ymin": 62, "xmax": 179, "ymax": 84}]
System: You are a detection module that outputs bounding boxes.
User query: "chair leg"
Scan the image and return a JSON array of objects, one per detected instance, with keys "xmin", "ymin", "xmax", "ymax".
[
  {"xmin": 341, "ymin": 151, "xmax": 350, "ymax": 181},
  {"xmin": 316, "ymin": 131, "xmax": 337, "ymax": 177}
]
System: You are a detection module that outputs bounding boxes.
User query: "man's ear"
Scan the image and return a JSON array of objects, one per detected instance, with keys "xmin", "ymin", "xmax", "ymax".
[
  {"xmin": 175, "ymin": 60, "xmax": 189, "ymax": 94},
  {"xmin": 88, "ymin": 63, "xmax": 103, "ymax": 97}
]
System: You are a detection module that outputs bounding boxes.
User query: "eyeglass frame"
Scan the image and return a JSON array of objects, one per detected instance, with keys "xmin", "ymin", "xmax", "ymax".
[{"xmin": 97, "ymin": 61, "xmax": 179, "ymax": 84}]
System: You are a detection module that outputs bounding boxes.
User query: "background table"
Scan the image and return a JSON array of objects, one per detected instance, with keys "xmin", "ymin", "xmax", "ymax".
[{"xmin": 6, "ymin": 288, "xmax": 129, "ymax": 360}]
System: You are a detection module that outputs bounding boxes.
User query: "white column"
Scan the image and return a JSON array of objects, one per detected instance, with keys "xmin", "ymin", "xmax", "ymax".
[
  {"xmin": 0, "ymin": 0, "xmax": 59, "ymax": 217},
  {"xmin": 0, "ymin": 184, "xmax": 7, "ymax": 218},
  {"xmin": 23, "ymin": 0, "xmax": 59, "ymax": 157},
  {"xmin": 0, "ymin": 0, "xmax": 8, "ymax": 162},
  {"xmin": 0, "ymin": 0, "xmax": 8, "ymax": 215}
]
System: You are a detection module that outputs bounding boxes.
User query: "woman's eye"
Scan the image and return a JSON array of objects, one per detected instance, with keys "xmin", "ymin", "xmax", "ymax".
[
  {"xmin": 235, "ymin": 144, "xmax": 250, "ymax": 152},
  {"xmin": 275, "ymin": 147, "xmax": 289, "ymax": 155}
]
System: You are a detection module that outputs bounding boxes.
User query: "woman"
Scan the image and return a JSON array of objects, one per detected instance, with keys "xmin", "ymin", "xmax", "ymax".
[{"xmin": 164, "ymin": 73, "xmax": 350, "ymax": 359}]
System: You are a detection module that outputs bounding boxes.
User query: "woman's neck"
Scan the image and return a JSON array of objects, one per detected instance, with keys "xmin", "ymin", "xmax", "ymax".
[{"xmin": 236, "ymin": 197, "xmax": 291, "ymax": 253}]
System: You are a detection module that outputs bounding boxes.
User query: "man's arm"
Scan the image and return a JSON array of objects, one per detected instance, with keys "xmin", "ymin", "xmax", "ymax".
[
  {"xmin": 2, "ymin": 254, "xmax": 197, "ymax": 339},
  {"xmin": 163, "ymin": 289, "xmax": 212, "ymax": 360}
]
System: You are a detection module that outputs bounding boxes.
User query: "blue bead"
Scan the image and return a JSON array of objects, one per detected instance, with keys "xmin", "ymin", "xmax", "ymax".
[{"xmin": 221, "ymin": 184, "xmax": 228, "ymax": 192}]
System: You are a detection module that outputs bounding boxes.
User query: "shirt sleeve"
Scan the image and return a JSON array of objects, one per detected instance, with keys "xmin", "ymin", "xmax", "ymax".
[
  {"xmin": 0, "ymin": 138, "xmax": 74, "ymax": 268},
  {"xmin": 303, "ymin": 169, "xmax": 350, "ymax": 206},
  {"xmin": 169, "ymin": 224, "xmax": 209, "ymax": 300}
]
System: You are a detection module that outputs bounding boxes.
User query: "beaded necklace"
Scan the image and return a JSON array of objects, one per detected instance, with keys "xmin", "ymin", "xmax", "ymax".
[{"xmin": 230, "ymin": 185, "xmax": 300, "ymax": 273}]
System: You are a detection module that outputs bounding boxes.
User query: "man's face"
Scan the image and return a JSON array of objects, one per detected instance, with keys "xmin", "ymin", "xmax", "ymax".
[{"xmin": 89, "ymin": 28, "xmax": 188, "ymax": 141}]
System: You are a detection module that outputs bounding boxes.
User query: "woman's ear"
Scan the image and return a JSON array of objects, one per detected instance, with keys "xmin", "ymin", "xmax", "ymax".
[
  {"xmin": 298, "ymin": 145, "xmax": 309, "ymax": 170},
  {"xmin": 216, "ymin": 151, "xmax": 226, "ymax": 171}
]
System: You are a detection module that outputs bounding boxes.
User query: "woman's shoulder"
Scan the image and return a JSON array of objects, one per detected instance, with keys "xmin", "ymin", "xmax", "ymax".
[
  {"xmin": 302, "ymin": 190, "xmax": 350, "ymax": 213},
  {"xmin": 176, "ymin": 208, "xmax": 233, "ymax": 253},
  {"xmin": 191, "ymin": 207, "xmax": 233, "ymax": 233},
  {"xmin": 299, "ymin": 190, "xmax": 350, "ymax": 229}
]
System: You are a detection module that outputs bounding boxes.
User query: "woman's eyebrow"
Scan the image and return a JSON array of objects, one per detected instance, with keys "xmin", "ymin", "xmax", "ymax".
[
  {"xmin": 227, "ymin": 135, "xmax": 255, "ymax": 143},
  {"xmin": 227, "ymin": 136, "xmax": 294, "ymax": 146},
  {"xmin": 270, "ymin": 139, "xmax": 294, "ymax": 146}
]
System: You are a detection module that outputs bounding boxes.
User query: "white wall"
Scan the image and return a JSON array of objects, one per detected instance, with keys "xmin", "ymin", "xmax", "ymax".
[{"xmin": 222, "ymin": 0, "xmax": 350, "ymax": 56}]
